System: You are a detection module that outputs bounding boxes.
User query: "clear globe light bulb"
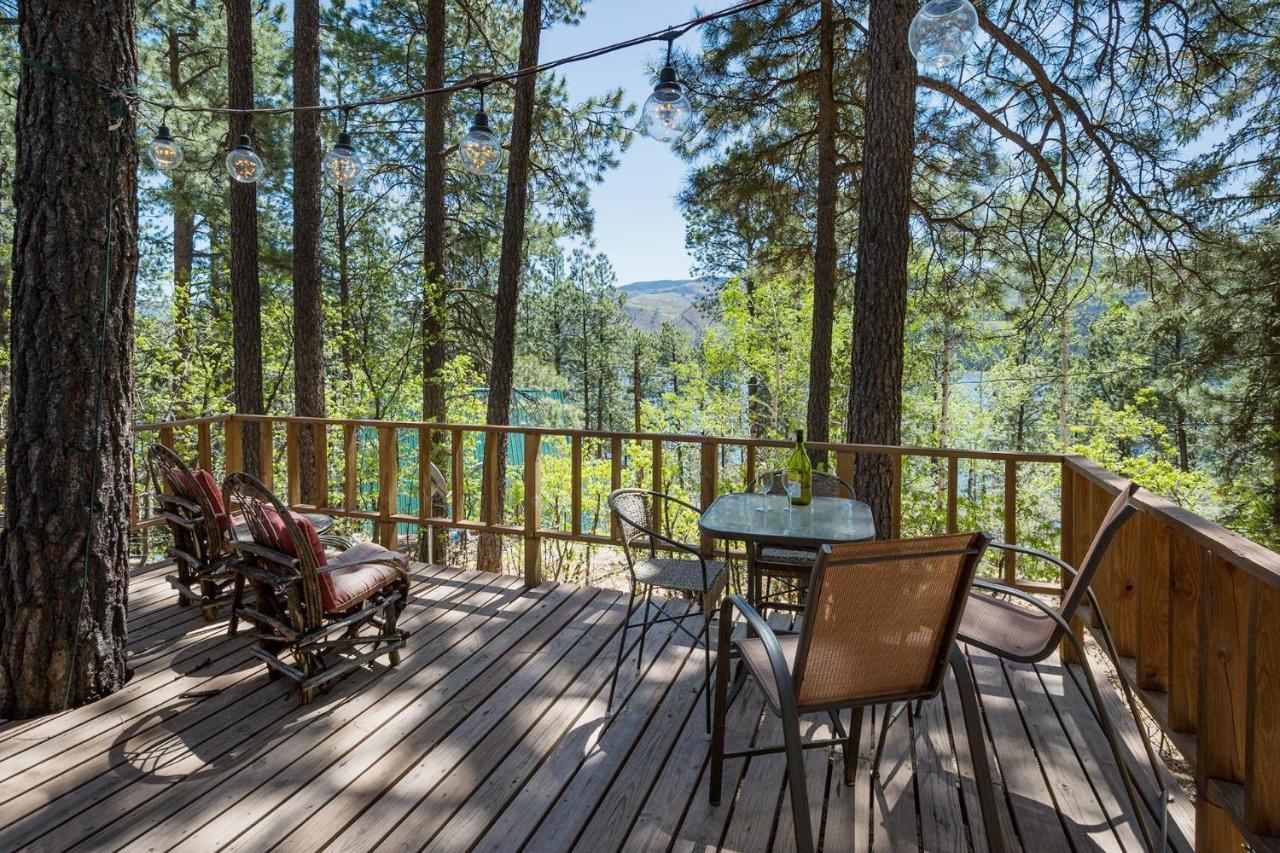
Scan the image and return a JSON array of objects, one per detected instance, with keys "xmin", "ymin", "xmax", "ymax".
[
  {"xmin": 323, "ymin": 132, "xmax": 363, "ymax": 187},
  {"xmin": 459, "ymin": 112, "xmax": 502, "ymax": 175},
  {"xmin": 643, "ymin": 65, "xmax": 692, "ymax": 143},
  {"xmin": 148, "ymin": 125, "xmax": 183, "ymax": 171},
  {"xmin": 909, "ymin": 0, "xmax": 980, "ymax": 72},
  {"xmin": 225, "ymin": 135, "xmax": 264, "ymax": 184}
]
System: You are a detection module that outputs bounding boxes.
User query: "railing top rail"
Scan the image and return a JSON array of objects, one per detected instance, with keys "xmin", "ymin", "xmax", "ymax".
[
  {"xmin": 1066, "ymin": 454, "xmax": 1280, "ymax": 587},
  {"xmin": 134, "ymin": 414, "xmax": 231, "ymax": 431},
  {"xmin": 213, "ymin": 413, "xmax": 1063, "ymax": 463}
]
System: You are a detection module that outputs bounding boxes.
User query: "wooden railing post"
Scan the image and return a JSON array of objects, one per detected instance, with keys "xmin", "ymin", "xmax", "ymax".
[
  {"xmin": 197, "ymin": 421, "xmax": 212, "ymax": 472},
  {"xmin": 1003, "ymin": 458, "xmax": 1017, "ymax": 582},
  {"xmin": 285, "ymin": 420, "xmax": 301, "ymax": 506},
  {"xmin": 258, "ymin": 418, "xmax": 275, "ymax": 492},
  {"xmin": 1059, "ymin": 463, "xmax": 1081, "ymax": 663},
  {"xmin": 1245, "ymin": 581, "xmax": 1280, "ymax": 836},
  {"xmin": 523, "ymin": 433, "xmax": 542, "ymax": 587},
  {"xmin": 699, "ymin": 440, "xmax": 718, "ymax": 556},
  {"xmin": 1136, "ymin": 512, "xmax": 1170, "ymax": 692},
  {"xmin": 945, "ymin": 456, "xmax": 959, "ymax": 534},
  {"xmin": 224, "ymin": 416, "xmax": 244, "ymax": 510},
  {"xmin": 313, "ymin": 423, "xmax": 329, "ymax": 509},
  {"xmin": 609, "ymin": 436, "xmax": 623, "ymax": 541},
  {"xmin": 451, "ymin": 428, "xmax": 464, "ymax": 523},
  {"xmin": 377, "ymin": 426, "xmax": 397, "ymax": 546},
  {"xmin": 745, "ymin": 444, "xmax": 757, "ymax": 489},
  {"xmin": 836, "ymin": 450, "xmax": 855, "ymax": 499},
  {"xmin": 651, "ymin": 439, "xmax": 663, "ymax": 533},
  {"xmin": 890, "ymin": 453, "xmax": 902, "ymax": 539},
  {"xmin": 418, "ymin": 426, "xmax": 432, "ymax": 526},
  {"xmin": 570, "ymin": 435, "xmax": 582, "ymax": 538},
  {"xmin": 342, "ymin": 423, "xmax": 358, "ymax": 515}
]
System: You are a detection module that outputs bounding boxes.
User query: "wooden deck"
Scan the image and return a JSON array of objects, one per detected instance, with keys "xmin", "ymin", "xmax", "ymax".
[{"xmin": 0, "ymin": 560, "xmax": 1194, "ymax": 852}]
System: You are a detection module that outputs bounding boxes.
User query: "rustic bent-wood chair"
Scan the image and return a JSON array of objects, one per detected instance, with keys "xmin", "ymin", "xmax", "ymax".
[
  {"xmin": 606, "ymin": 488, "xmax": 730, "ymax": 736},
  {"xmin": 956, "ymin": 480, "xmax": 1168, "ymax": 850},
  {"xmin": 711, "ymin": 533, "xmax": 1003, "ymax": 853},
  {"xmin": 224, "ymin": 472, "xmax": 411, "ymax": 704},
  {"xmin": 746, "ymin": 468, "xmax": 856, "ymax": 612},
  {"xmin": 146, "ymin": 443, "xmax": 237, "ymax": 621}
]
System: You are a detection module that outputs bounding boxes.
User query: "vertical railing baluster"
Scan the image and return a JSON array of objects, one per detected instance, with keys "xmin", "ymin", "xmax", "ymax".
[
  {"xmin": 946, "ymin": 455, "xmax": 959, "ymax": 534},
  {"xmin": 1003, "ymin": 458, "xmax": 1017, "ymax": 583},
  {"xmin": 377, "ymin": 426, "xmax": 397, "ymax": 546},
  {"xmin": 285, "ymin": 420, "xmax": 301, "ymax": 506},
  {"xmin": 451, "ymin": 428, "xmax": 464, "ymax": 523},
  {"xmin": 570, "ymin": 435, "xmax": 582, "ymax": 538},
  {"xmin": 343, "ymin": 422, "xmax": 357, "ymax": 515},
  {"xmin": 523, "ymin": 433, "xmax": 542, "ymax": 587}
]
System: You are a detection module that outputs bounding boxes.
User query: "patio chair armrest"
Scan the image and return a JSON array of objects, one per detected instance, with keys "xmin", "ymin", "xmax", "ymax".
[
  {"xmin": 718, "ymin": 594, "xmax": 798, "ymax": 708},
  {"xmin": 971, "ymin": 579, "xmax": 1075, "ymax": 631},
  {"xmin": 156, "ymin": 493, "xmax": 203, "ymax": 516},
  {"xmin": 988, "ymin": 541, "xmax": 1077, "ymax": 579},
  {"xmin": 319, "ymin": 533, "xmax": 352, "ymax": 551},
  {"xmin": 227, "ymin": 539, "xmax": 300, "ymax": 572}
]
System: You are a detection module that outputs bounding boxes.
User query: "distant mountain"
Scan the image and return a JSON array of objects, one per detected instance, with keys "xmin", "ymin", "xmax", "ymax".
[{"xmin": 617, "ymin": 278, "xmax": 724, "ymax": 339}]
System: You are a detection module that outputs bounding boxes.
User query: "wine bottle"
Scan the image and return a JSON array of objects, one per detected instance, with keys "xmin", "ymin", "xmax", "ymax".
[{"xmin": 786, "ymin": 428, "xmax": 812, "ymax": 506}]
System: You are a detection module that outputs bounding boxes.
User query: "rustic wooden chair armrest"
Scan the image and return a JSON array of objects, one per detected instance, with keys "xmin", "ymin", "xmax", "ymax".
[
  {"xmin": 319, "ymin": 533, "xmax": 353, "ymax": 551},
  {"xmin": 156, "ymin": 493, "xmax": 203, "ymax": 516},
  {"xmin": 719, "ymin": 594, "xmax": 799, "ymax": 709},
  {"xmin": 227, "ymin": 539, "xmax": 300, "ymax": 572},
  {"xmin": 987, "ymin": 541, "xmax": 1077, "ymax": 579},
  {"xmin": 156, "ymin": 509, "xmax": 199, "ymax": 531}
]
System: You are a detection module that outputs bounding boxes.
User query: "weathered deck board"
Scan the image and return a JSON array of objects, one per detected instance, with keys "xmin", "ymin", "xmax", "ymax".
[{"xmin": 0, "ymin": 562, "xmax": 1193, "ymax": 852}]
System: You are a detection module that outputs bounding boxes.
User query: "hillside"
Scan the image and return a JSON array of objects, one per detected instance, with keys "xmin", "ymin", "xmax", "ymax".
[{"xmin": 616, "ymin": 278, "xmax": 723, "ymax": 339}]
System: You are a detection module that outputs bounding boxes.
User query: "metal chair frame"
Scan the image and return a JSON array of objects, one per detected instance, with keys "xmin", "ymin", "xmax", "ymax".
[
  {"xmin": 606, "ymin": 488, "xmax": 727, "ymax": 736},
  {"xmin": 710, "ymin": 537, "xmax": 1006, "ymax": 853}
]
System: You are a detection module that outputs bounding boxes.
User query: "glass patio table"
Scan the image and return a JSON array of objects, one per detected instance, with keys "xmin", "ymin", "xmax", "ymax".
[{"xmin": 698, "ymin": 492, "xmax": 875, "ymax": 610}]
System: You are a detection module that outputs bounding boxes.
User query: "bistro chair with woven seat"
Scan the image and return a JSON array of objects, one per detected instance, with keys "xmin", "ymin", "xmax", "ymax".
[
  {"xmin": 146, "ymin": 443, "xmax": 238, "ymax": 621},
  {"xmin": 956, "ymin": 479, "xmax": 1168, "ymax": 850},
  {"xmin": 606, "ymin": 488, "xmax": 729, "ymax": 736},
  {"xmin": 224, "ymin": 472, "xmax": 411, "ymax": 704},
  {"xmin": 710, "ymin": 533, "xmax": 1005, "ymax": 853},
  {"xmin": 746, "ymin": 468, "xmax": 855, "ymax": 612}
]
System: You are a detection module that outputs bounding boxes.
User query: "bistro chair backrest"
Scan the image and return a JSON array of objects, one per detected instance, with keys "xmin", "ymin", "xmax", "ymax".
[
  {"xmin": 224, "ymin": 471, "xmax": 328, "ymax": 631},
  {"xmin": 750, "ymin": 469, "xmax": 853, "ymax": 499},
  {"xmin": 792, "ymin": 532, "xmax": 989, "ymax": 709},
  {"xmin": 146, "ymin": 442, "xmax": 223, "ymax": 561},
  {"xmin": 1060, "ymin": 481, "xmax": 1140, "ymax": 622},
  {"xmin": 608, "ymin": 488, "xmax": 705, "ymax": 568}
]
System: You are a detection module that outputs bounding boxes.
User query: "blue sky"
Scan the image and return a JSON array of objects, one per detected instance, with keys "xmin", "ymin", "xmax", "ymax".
[{"xmin": 542, "ymin": 0, "xmax": 702, "ymax": 285}]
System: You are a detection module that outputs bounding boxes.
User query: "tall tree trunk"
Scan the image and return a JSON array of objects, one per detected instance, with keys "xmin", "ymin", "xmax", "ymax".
[
  {"xmin": 172, "ymin": 186, "xmax": 194, "ymax": 418},
  {"xmin": 806, "ymin": 0, "xmax": 838, "ymax": 467},
  {"xmin": 847, "ymin": 0, "xmax": 915, "ymax": 537},
  {"xmin": 632, "ymin": 343, "xmax": 642, "ymax": 433},
  {"xmin": 421, "ymin": 0, "xmax": 448, "ymax": 424},
  {"xmin": 0, "ymin": 155, "xmax": 12, "ymax": 513},
  {"xmin": 420, "ymin": 0, "xmax": 449, "ymax": 562},
  {"xmin": 227, "ymin": 0, "xmax": 263, "ymax": 477},
  {"xmin": 477, "ymin": 0, "xmax": 542, "ymax": 571},
  {"xmin": 1270, "ymin": 248, "xmax": 1280, "ymax": 533},
  {"xmin": 292, "ymin": 0, "xmax": 325, "ymax": 504},
  {"xmin": 938, "ymin": 325, "xmax": 951, "ymax": 497},
  {"xmin": 0, "ymin": 0, "xmax": 138, "ymax": 717}
]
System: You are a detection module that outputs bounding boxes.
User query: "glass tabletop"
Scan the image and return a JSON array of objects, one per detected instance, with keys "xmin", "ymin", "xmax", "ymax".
[{"xmin": 697, "ymin": 492, "xmax": 875, "ymax": 546}]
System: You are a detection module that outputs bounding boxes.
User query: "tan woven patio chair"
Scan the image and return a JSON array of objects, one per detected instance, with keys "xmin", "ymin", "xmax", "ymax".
[
  {"xmin": 956, "ymin": 479, "xmax": 1168, "ymax": 850},
  {"xmin": 710, "ymin": 533, "xmax": 1005, "ymax": 853}
]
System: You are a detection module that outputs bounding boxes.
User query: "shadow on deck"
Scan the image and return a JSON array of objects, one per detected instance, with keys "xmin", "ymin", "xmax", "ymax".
[{"xmin": 0, "ymin": 561, "xmax": 1193, "ymax": 851}]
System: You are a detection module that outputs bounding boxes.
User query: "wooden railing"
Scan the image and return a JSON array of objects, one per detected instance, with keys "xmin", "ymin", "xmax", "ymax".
[{"xmin": 131, "ymin": 414, "xmax": 1280, "ymax": 849}]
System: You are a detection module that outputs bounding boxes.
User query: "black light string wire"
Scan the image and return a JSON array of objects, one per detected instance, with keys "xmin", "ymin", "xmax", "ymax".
[{"xmin": 125, "ymin": 0, "xmax": 784, "ymax": 120}]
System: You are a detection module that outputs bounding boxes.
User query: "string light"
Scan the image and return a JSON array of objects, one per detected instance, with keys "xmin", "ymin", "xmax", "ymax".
[
  {"xmin": 909, "ymin": 0, "xmax": 979, "ymax": 72},
  {"xmin": 147, "ymin": 111, "xmax": 183, "ymax": 172},
  {"xmin": 642, "ymin": 35, "xmax": 692, "ymax": 143},
  {"xmin": 323, "ymin": 108, "xmax": 363, "ymax": 187},
  {"xmin": 458, "ymin": 87, "xmax": 503, "ymax": 176},
  {"xmin": 225, "ymin": 134, "xmax": 264, "ymax": 183}
]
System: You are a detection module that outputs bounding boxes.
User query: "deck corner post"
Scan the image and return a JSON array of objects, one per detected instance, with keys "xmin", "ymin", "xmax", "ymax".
[{"xmin": 523, "ymin": 432, "xmax": 542, "ymax": 588}]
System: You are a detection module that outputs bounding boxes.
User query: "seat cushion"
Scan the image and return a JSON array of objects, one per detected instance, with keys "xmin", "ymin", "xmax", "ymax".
[
  {"xmin": 319, "ymin": 541, "xmax": 408, "ymax": 613},
  {"xmin": 957, "ymin": 591, "xmax": 1057, "ymax": 662},
  {"xmin": 258, "ymin": 504, "xmax": 327, "ymax": 567},
  {"xmin": 178, "ymin": 469, "xmax": 230, "ymax": 535}
]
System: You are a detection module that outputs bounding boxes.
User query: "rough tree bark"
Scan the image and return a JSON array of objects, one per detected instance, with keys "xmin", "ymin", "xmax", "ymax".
[
  {"xmin": 292, "ymin": 0, "xmax": 325, "ymax": 504},
  {"xmin": 165, "ymin": 21, "xmax": 193, "ymax": 418},
  {"xmin": 421, "ymin": 0, "xmax": 448, "ymax": 425},
  {"xmin": 806, "ymin": 0, "xmax": 838, "ymax": 467},
  {"xmin": 847, "ymin": 0, "xmax": 915, "ymax": 536},
  {"xmin": 227, "ymin": 0, "xmax": 263, "ymax": 477},
  {"xmin": 0, "ymin": 0, "xmax": 138, "ymax": 717},
  {"xmin": 420, "ymin": 0, "xmax": 449, "ymax": 562},
  {"xmin": 476, "ymin": 0, "xmax": 542, "ymax": 571}
]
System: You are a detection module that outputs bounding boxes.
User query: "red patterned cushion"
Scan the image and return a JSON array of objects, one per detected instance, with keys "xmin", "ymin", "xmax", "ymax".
[
  {"xmin": 258, "ymin": 504, "xmax": 327, "ymax": 566},
  {"xmin": 321, "ymin": 561, "xmax": 401, "ymax": 612},
  {"xmin": 176, "ymin": 469, "xmax": 230, "ymax": 535}
]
